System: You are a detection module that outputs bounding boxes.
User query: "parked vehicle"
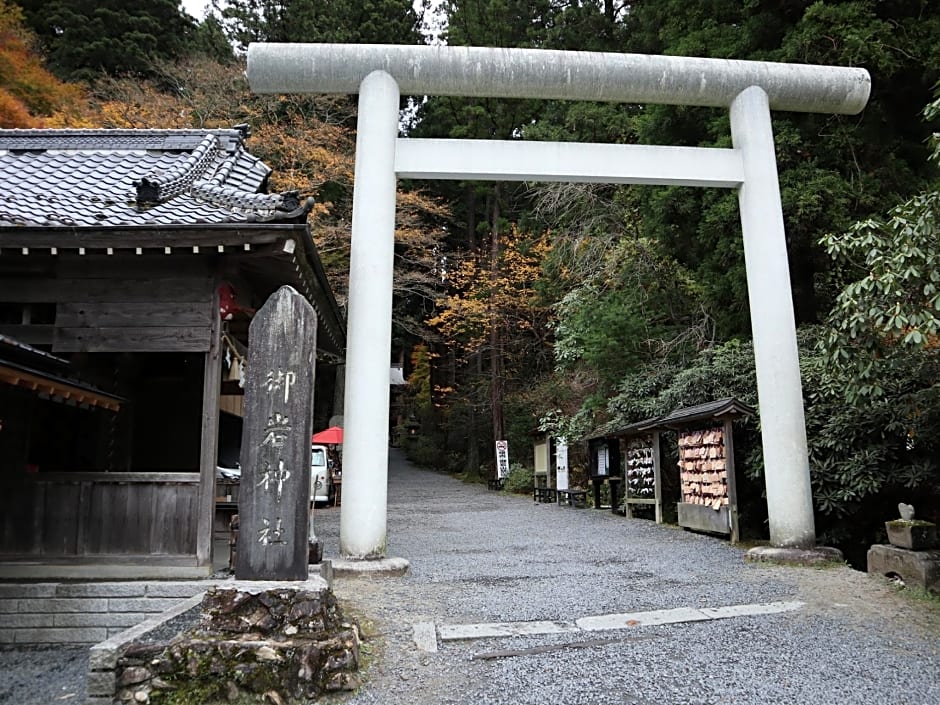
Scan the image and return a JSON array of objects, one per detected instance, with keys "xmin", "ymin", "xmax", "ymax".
[{"xmin": 311, "ymin": 444, "xmax": 332, "ymax": 506}]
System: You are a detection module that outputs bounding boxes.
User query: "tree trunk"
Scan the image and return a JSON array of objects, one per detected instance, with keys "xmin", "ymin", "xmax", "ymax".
[
  {"xmin": 465, "ymin": 350, "xmax": 481, "ymax": 474},
  {"xmin": 489, "ymin": 186, "xmax": 505, "ymax": 450},
  {"xmin": 465, "ymin": 185, "xmax": 477, "ymax": 250}
]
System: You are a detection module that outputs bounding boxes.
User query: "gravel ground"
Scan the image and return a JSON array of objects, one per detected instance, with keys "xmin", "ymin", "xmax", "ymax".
[{"xmin": 2, "ymin": 447, "xmax": 938, "ymax": 704}]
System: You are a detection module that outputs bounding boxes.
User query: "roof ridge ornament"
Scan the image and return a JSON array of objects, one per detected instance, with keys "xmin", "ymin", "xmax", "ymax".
[
  {"xmin": 134, "ymin": 134, "xmax": 220, "ymax": 205},
  {"xmin": 190, "ymin": 183, "xmax": 314, "ymax": 222}
]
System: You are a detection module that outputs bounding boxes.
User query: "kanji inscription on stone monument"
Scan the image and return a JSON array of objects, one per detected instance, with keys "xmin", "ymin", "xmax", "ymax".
[{"xmin": 236, "ymin": 285, "xmax": 317, "ymax": 580}]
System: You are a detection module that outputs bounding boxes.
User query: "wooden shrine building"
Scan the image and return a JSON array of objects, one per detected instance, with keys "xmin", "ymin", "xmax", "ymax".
[{"xmin": 0, "ymin": 127, "xmax": 345, "ymax": 578}]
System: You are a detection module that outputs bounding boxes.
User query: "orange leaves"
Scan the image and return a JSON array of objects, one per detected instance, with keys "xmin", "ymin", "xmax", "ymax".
[
  {"xmin": 0, "ymin": 90, "xmax": 33, "ymax": 128},
  {"xmin": 0, "ymin": 0, "xmax": 83, "ymax": 127},
  {"xmin": 259, "ymin": 117, "xmax": 356, "ymax": 196},
  {"xmin": 430, "ymin": 227, "xmax": 553, "ymax": 354}
]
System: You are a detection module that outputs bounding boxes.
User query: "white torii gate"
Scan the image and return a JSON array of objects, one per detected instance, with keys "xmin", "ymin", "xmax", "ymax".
[{"xmin": 247, "ymin": 44, "xmax": 871, "ymax": 559}]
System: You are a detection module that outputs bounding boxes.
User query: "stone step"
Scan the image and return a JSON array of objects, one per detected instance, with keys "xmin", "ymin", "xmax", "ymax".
[{"xmin": 0, "ymin": 581, "xmax": 208, "ymax": 645}]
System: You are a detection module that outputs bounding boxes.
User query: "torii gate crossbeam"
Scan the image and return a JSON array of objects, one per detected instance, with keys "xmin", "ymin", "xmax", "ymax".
[{"xmin": 247, "ymin": 43, "xmax": 871, "ymax": 559}]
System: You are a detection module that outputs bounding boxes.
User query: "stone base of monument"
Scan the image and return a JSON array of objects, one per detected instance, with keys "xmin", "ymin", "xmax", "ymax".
[
  {"xmin": 867, "ymin": 544, "xmax": 940, "ymax": 594},
  {"xmin": 744, "ymin": 545, "xmax": 844, "ymax": 566},
  {"xmin": 92, "ymin": 580, "xmax": 360, "ymax": 705},
  {"xmin": 331, "ymin": 556, "xmax": 410, "ymax": 577}
]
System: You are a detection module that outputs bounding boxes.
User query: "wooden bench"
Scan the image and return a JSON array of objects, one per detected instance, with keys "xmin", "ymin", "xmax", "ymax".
[
  {"xmin": 532, "ymin": 486, "xmax": 557, "ymax": 503},
  {"xmin": 557, "ymin": 489, "xmax": 588, "ymax": 508}
]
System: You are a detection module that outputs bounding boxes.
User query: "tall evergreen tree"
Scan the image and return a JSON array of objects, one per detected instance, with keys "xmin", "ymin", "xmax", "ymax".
[
  {"xmin": 621, "ymin": 0, "xmax": 940, "ymax": 336},
  {"xmin": 216, "ymin": 0, "xmax": 420, "ymax": 51},
  {"xmin": 18, "ymin": 0, "xmax": 196, "ymax": 81},
  {"xmin": 189, "ymin": 14, "xmax": 236, "ymax": 65}
]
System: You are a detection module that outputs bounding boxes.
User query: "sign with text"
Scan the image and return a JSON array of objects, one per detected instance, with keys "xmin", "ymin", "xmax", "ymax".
[
  {"xmin": 236, "ymin": 286, "xmax": 317, "ymax": 581},
  {"xmin": 555, "ymin": 438, "xmax": 569, "ymax": 491},
  {"xmin": 596, "ymin": 445, "xmax": 609, "ymax": 476},
  {"xmin": 495, "ymin": 440, "xmax": 510, "ymax": 480}
]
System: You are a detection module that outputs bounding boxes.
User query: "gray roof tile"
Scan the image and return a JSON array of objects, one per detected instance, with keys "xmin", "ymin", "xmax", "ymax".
[{"xmin": 0, "ymin": 127, "xmax": 306, "ymax": 227}]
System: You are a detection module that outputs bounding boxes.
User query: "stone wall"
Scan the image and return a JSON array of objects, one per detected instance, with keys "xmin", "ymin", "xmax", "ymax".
[{"xmin": 108, "ymin": 582, "xmax": 358, "ymax": 705}]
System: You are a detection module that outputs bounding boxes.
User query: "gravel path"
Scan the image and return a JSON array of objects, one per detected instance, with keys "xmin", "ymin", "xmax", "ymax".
[
  {"xmin": 319, "ymin": 449, "xmax": 940, "ymax": 705},
  {"xmin": 2, "ymin": 447, "xmax": 938, "ymax": 704}
]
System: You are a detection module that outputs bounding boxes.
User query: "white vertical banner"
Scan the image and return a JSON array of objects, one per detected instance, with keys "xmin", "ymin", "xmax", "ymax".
[
  {"xmin": 596, "ymin": 445, "xmax": 609, "ymax": 476},
  {"xmin": 555, "ymin": 439, "xmax": 569, "ymax": 491},
  {"xmin": 495, "ymin": 440, "xmax": 510, "ymax": 479}
]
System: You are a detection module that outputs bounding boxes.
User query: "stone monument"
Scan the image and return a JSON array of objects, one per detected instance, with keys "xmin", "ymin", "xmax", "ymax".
[{"xmin": 236, "ymin": 285, "xmax": 317, "ymax": 580}]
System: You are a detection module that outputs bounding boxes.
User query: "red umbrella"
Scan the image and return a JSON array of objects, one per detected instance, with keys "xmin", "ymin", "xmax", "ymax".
[{"xmin": 311, "ymin": 426, "xmax": 343, "ymax": 444}]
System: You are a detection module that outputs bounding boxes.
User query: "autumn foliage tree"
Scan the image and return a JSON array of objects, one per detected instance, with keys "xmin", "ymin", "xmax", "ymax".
[
  {"xmin": 0, "ymin": 0, "xmax": 81, "ymax": 127},
  {"xmin": 429, "ymin": 227, "xmax": 554, "ymax": 472}
]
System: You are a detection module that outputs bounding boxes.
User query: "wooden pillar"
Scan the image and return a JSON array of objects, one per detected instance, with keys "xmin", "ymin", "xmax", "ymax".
[
  {"xmin": 651, "ymin": 430, "xmax": 663, "ymax": 524},
  {"xmin": 196, "ymin": 284, "xmax": 222, "ymax": 568},
  {"xmin": 723, "ymin": 419, "xmax": 740, "ymax": 544}
]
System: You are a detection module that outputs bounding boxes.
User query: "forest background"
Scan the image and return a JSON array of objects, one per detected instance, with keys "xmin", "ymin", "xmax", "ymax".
[{"xmin": 2, "ymin": 0, "xmax": 938, "ymax": 565}]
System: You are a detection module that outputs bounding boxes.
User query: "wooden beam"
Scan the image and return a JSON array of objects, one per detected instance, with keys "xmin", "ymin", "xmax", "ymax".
[
  {"xmin": 21, "ymin": 472, "xmax": 201, "ymax": 484},
  {"xmin": 196, "ymin": 286, "xmax": 222, "ymax": 567},
  {"xmin": 0, "ymin": 324, "xmax": 55, "ymax": 345},
  {"xmin": 53, "ymin": 326, "xmax": 211, "ymax": 353},
  {"xmin": 0, "ymin": 224, "xmax": 307, "ymax": 251},
  {"xmin": 0, "ymin": 277, "xmax": 212, "ymax": 304},
  {"xmin": 0, "ymin": 364, "xmax": 121, "ymax": 411}
]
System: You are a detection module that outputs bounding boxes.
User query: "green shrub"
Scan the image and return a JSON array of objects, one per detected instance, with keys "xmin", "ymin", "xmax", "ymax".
[
  {"xmin": 503, "ymin": 462, "xmax": 533, "ymax": 494},
  {"xmin": 403, "ymin": 435, "xmax": 443, "ymax": 469}
]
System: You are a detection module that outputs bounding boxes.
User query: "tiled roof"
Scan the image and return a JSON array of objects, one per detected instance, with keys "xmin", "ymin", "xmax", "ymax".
[
  {"xmin": 655, "ymin": 397, "xmax": 755, "ymax": 427},
  {"xmin": 588, "ymin": 397, "xmax": 756, "ymax": 439},
  {"xmin": 0, "ymin": 126, "xmax": 312, "ymax": 227}
]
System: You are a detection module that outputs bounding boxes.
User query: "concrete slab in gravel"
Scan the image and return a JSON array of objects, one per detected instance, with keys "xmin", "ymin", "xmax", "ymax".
[
  {"xmin": 440, "ymin": 601, "xmax": 805, "ymax": 640},
  {"xmin": 439, "ymin": 620, "xmax": 578, "ymax": 641},
  {"xmin": 330, "ymin": 557, "xmax": 410, "ymax": 577},
  {"xmin": 698, "ymin": 600, "xmax": 804, "ymax": 619},
  {"xmin": 412, "ymin": 622, "xmax": 438, "ymax": 652},
  {"xmin": 745, "ymin": 545, "xmax": 843, "ymax": 565},
  {"xmin": 576, "ymin": 606, "xmax": 711, "ymax": 631}
]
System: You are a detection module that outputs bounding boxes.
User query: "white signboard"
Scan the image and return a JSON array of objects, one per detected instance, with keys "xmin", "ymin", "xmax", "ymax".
[
  {"xmin": 495, "ymin": 440, "xmax": 510, "ymax": 479},
  {"xmin": 555, "ymin": 439, "xmax": 569, "ymax": 491},
  {"xmin": 596, "ymin": 445, "xmax": 609, "ymax": 476}
]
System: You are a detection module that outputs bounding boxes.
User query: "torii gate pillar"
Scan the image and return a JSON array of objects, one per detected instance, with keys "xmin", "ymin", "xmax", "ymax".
[
  {"xmin": 338, "ymin": 71, "xmax": 400, "ymax": 558},
  {"xmin": 247, "ymin": 44, "xmax": 870, "ymax": 559}
]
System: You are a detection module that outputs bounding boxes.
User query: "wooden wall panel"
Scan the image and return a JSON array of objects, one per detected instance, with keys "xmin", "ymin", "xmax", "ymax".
[
  {"xmin": 0, "ymin": 480, "xmax": 42, "ymax": 555},
  {"xmin": 57, "ymin": 302, "xmax": 211, "ymax": 328},
  {"xmin": 0, "ymin": 477, "xmax": 198, "ymax": 557},
  {"xmin": 41, "ymin": 481, "xmax": 79, "ymax": 555},
  {"xmin": 56, "ymin": 258, "xmax": 212, "ymax": 280},
  {"xmin": 151, "ymin": 484, "xmax": 198, "ymax": 555},
  {"xmin": 0, "ymin": 277, "xmax": 212, "ymax": 304}
]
